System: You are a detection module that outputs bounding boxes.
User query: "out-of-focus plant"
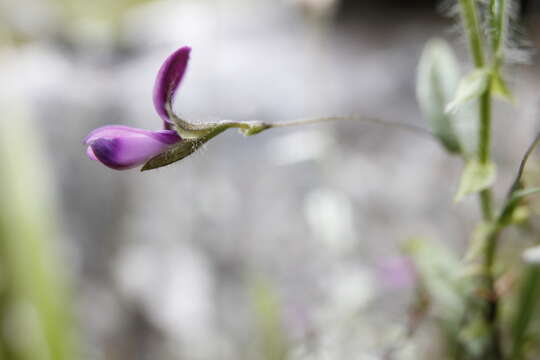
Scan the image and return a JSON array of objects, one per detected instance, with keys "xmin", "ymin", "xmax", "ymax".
[
  {"xmin": 251, "ymin": 277, "xmax": 289, "ymax": 360},
  {"xmin": 83, "ymin": 0, "xmax": 540, "ymax": 358},
  {"xmin": 0, "ymin": 48, "xmax": 78, "ymax": 359},
  {"xmin": 409, "ymin": 1, "xmax": 540, "ymax": 359}
]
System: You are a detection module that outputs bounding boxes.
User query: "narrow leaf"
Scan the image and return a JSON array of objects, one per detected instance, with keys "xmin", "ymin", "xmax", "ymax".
[
  {"xmin": 491, "ymin": 72, "xmax": 513, "ymax": 101},
  {"xmin": 446, "ymin": 69, "xmax": 490, "ymax": 114},
  {"xmin": 498, "ymin": 188, "xmax": 540, "ymax": 225},
  {"xmin": 416, "ymin": 38, "xmax": 461, "ymax": 153},
  {"xmin": 455, "ymin": 159, "xmax": 496, "ymax": 201},
  {"xmin": 511, "ymin": 260, "xmax": 540, "ymax": 359}
]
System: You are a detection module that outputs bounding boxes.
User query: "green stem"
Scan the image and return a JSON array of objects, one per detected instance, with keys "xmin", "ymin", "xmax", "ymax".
[
  {"xmin": 263, "ymin": 115, "xmax": 433, "ymax": 137},
  {"xmin": 484, "ymin": 226, "xmax": 502, "ymax": 356},
  {"xmin": 459, "ymin": 0, "xmax": 486, "ymax": 68},
  {"xmin": 511, "ymin": 265, "xmax": 540, "ymax": 360},
  {"xmin": 490, "ymin": 0, "xmax": 507, "ymax": 67},
  {"xmin": 460, "ymin": 0, "xmax": 503, "ymax": 358},
  {"xmin": 480, "ymin": 189, "xmax": 495, "ymax": 222},
  {"xmin": 479, "ymin": 84, "xmax": 494, "ymax": 222},
  {"xmin": 479, "ymin": 85, "xmax": 492, "ymax": 165},
  {"xmin": 218, "ymin": 115, "xmax": 435, "ymax": 139}
]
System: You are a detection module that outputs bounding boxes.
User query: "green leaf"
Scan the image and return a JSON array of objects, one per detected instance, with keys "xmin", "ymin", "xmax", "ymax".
[
  {"xmin": 511, "ymin": 263, "xmax": 540, "ymax": 359},
  {"xmin": 452, "ymin": 100, "xmax": 479, "ymax": 159},
  {"xmin": 455, "ymin": 159, "xmax": 496, "ymax": 202},
  {"xmin": 446, "ymin": 69, "xmax": 490, "ymax": 114},
  {"xmin": 498, "ymin": 187, "xmax": 540, "ymax": 225},
  {"xmin": 491, "ymin": 72, "xmax": 514, "ymax": 102},
  {"xmin": 416, "ymin": 38, "xmax": 461, "ymax": 153},
  {"xmin": 404, "ymin": 238, "xmax": 466, "ymax": 321}
]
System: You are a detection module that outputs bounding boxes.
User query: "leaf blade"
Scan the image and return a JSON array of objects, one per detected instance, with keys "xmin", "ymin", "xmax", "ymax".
[
  {"xmin": 455, "ymin": 160, "xmax": 496, "ymax": 202},
  {"xmin": 446, "ymin": 69, "xmax": 490, "ymax": 114},
  {"xmin": 416, "ymin": 38, "xmax": 462, "ymax": 153}
]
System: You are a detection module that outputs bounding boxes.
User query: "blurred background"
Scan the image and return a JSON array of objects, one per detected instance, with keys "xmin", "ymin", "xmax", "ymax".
[{"xmin": 0, "ymin": 0, "xmax": 539, "ymax": 359}]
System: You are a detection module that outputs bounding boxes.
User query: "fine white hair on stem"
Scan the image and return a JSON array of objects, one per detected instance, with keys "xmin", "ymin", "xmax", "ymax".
[
  {"xmin": 437, "ymin": 0, "xmax": 531, "ymax": 66},
  {"xmin": 503, "ymin": 1, "xmax": 533, "ymax": 65},
  {"xmin": 488, "ymin": 0, "xmax": 530, "ymax": 65},
  {"xmin": 438, "ymin": 0, "xmax": 478, "ymax": 66},
  {"xmin": 438, "ymin": 0, "xmax": 460, "ymax": 18}
]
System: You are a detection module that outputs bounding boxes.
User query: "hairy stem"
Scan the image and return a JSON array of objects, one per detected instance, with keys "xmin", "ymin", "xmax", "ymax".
[
  {"xmin": 263, "ymin": 115, "xmax": 433, "ymax": 137},
  {"xmin": 459, "ymin": 0, "xmax": 486, "ymax": 68},
  {"xmin": 460, "ymin": 0, "xmax": 502, "ymax": 358}
]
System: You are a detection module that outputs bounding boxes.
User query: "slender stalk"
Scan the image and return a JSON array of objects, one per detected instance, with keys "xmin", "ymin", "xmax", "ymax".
[
  {"xmin": 490, "ymin": 0, "xmax": 507, "ymax": 67},
  {"xmin": 484, "ymin": 227, "xmax": 503, "ymax": 359},
  {"xmin": 459, "ymin": 0, "xmax": 486, "ymax": 68},
  {"xmin": 216, "ymin": 115, "xmax": 435, "ymax": 139},
  {"xmin": 479, "ymin": 85, "xmax": 492, "ymax": 164},
  {"xmin": 479, "ymin": 84, "xmax": 495, "ymax": 222},
  {"xmin": 263, "ymin": 115, "xmax": 433, "ymax": 137},
  {"xmin": 459, "ymin": 0, "xmax": 503, "ymax": 357},
  {"xmin": 511, "ymin": 265, "xmax": 540, "ymax": 360}
]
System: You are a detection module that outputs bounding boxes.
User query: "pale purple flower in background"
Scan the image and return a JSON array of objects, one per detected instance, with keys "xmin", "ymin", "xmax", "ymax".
[
  {"xmin": 84, "ymin": 46, "xmax": 191, "ymax": 170},
  {"xmin": 377, "ymin": 256, "xmax": 417, "ymax": 290}
]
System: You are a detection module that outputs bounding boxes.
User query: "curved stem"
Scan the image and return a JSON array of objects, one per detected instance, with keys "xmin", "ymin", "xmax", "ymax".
[
  {"xmin": 242, "ymin": 115, "xmax": 435, "ymax": 139},
  {"xmin": 507, "ymin": 132, "xmax": 540, "ymax": 196}
]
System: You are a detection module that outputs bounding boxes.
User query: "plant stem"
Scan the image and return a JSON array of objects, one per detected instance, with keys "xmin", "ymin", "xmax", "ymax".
[
  {"xmin": 219, "ymin": 115, "xmax": 435, "ymax": 139},
  {"xmin": 479, "ymin": 85, "xmax": 495, "ymax": 222},
  {"xmin": 459, "ymin": 0, "xmax": 486, "ymax": 68},
  {"xmin": 264, "ymin": 115, "xmax": 433, "ymax": 137},
  {"xmin": 484, "ymin": 226, "xmax": 503, "ymax": 359},
  {"xmin": 511, "ymin": 264, "xmax": 540, "ymax": 360},
  {"xmin": 479, "ymin": 47, "xmax": 502, "ymax": 360},
  {"xmin": 460, "ymin": 0, "xmax": 503, "ymax": 357}
]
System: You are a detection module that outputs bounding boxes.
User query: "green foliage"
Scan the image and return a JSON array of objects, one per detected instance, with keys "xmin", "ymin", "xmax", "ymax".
[
  {"xmin": 0, "ymin": 93, "xmax": 78, "ymax": 359},
  {"xmin": 446, "ymin": 69, "xmax": 490, "ymax": 114},
  {"xmin": 250, "ymin": 277, "xmax": 288, "ymax": 360},
  {"xmin": 455, "ymin": 159, "xmax": 496, "ymax": 202},
  {"xmin": 511, "ymin": 264, "xmax": 540, "ymax": 360},
  {"xmin": 405, "ymin": 238, "xmax": 466, "ymax": 323},
  {"xmin": 416, "ymin": 38, "xmax": 462, "ymax": 153},
  {"xmin": 491, "ymin": 72, "xmax": 513, "ymax": 102}
]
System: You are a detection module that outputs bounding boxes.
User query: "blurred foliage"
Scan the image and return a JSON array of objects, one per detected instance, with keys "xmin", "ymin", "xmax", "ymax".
[
  {"xmin": 0, "ymin": 72, "xmax": 78, "ymax": 359},
  {"xmin": 251, "ymin": 277, "xmax": 289, "ymax": 360}
]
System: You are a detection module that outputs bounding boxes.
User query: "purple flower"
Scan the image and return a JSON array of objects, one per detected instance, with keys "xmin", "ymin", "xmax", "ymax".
[
  {"xmin": 84, "ymin": 126, "xmax": 181, "ymax": 170},
  {"xmin": 153, "ymin": 46, "xmax": 191, "ymax": 129},
  {"xmin": 377, "ymin": 256, "xmax": 417, "ymax": 290},
  {"xmin": 85, "ymin": 46, "xmax": 191, "ymax": 170}
]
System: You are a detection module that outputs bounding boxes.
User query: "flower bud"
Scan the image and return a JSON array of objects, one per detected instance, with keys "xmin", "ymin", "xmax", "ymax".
[{"xmin": 84, "ymin": 125, "xmax": 181, "ymax": 170}]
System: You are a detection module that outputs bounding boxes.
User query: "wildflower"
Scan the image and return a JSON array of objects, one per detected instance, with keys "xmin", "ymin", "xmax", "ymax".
[
  {"xmin": 84, "ymin": 47, "xmax": 192, "ymax": 170},
  {"xmin": 153, "ymin": 46, "xmax": 191, "ymax": 129},
  {"xmin": 84, "ymin": 125, "xmax": 181, "ymax": 170}
]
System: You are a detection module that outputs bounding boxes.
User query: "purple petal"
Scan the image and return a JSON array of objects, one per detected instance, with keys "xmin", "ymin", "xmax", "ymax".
[
  {"xmin": 84, "ymin": 125, "xmax": 181, "ymax": 170},
  {"xmin": 153, "ymin": 46, "xmax": 191, "ymax": 128},
  {"xmin": 84, "ymin": 125, "xmax": 180, "ymax": 145}
]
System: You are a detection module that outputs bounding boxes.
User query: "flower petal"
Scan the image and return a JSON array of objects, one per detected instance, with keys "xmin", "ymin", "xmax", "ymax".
[
  {"xmin": 85, "ymin": 125, "xmax": 181, "ymax": 170},
  {"xmin": 153, "ymin": 46, "xmax": 191, "ymax": 128}
]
